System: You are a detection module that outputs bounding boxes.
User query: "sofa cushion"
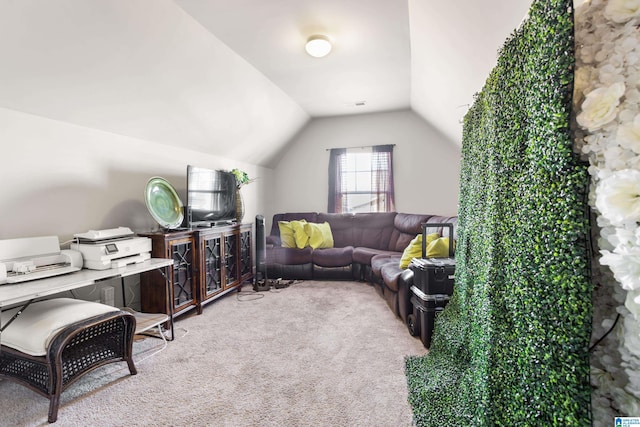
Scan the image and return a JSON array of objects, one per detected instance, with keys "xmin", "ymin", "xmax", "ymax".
[
  {"xmin": 388, "ymin": 213, "xmax": 432, "ymax": 252},
  {"xmin": 305, "ymin": 222, "xmax": 334, "ymax": 249},
  {"xmin": 0, "ymin": 298, "xmax": 119, "ymax": 356},
  {"xmin": 380, "ymin": 262, "xmax": 404, "ymax": 292},
  {"xmin": 317, "ymin": 213, "xmax": 355, "ymax": 248},
  {"xmin": 265, "ymin": 246, "xmax": 313, "ymax": 265},
  {"xmin": 312, "ymin": 246, "xmax": 354, "ymax": 267},
  {"xmin": 352, "ymin": 247, "xmax": 398, "ymax": 265},
  {"xmin": 350, "ymin": 212, "xmax": 396, "ymax": 250},
  {"xmin": 371, "ymin": 254, "xmax": 400, "ymax": 276}
]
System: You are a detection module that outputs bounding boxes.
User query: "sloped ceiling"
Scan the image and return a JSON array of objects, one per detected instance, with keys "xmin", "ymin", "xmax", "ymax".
[
  {"xmin": 409, "ymin": 0, "xmax": 533, "ymax": 144},
  {"xmin": 0, "ymin": 0, "xmax": 533, "ymax": 166},
  {"xmin": 175, "ymin": 0, "xmax": 412, "ymax": 117}
]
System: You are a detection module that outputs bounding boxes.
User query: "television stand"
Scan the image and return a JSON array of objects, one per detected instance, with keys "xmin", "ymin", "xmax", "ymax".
[{"xmin": 139, "ymin": 223, "xmax": 253, "ymax": 317}]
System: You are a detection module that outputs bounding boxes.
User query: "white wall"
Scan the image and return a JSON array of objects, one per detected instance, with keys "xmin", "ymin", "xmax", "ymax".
[
  {"xmin": 0, "ymin": 107, "xmax": 268, "ymax": 242},
  {"xmin": 266, "ymin": 109, "xmax": 461, "ymax": 228}
]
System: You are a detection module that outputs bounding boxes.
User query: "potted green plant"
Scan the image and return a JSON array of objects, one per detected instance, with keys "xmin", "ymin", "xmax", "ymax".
[{"xmin": 230, "ymin": 169, "xmax": 256, "ymax": 222}]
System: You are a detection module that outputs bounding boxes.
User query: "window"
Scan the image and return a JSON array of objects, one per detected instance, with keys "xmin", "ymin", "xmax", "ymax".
[{"xmin": 328, "ymin": 145, "xmax": 395, "ymax": 213}]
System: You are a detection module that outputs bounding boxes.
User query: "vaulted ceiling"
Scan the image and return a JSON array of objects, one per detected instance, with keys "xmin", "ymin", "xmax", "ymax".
[{"xmin": 0, "ymin": 0, "xmax": 532, "ymax": 167}]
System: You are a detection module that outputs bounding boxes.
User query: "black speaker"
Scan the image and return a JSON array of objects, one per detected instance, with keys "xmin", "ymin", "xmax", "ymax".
[{"xmin": 254, "ymin": 214, "xmax": 270, "ymax": 291}]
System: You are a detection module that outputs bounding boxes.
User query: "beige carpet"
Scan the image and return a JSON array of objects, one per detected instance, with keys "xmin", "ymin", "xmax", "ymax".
[{"xmin": 0, "ymin": 280, "xmax": 427, "ymax": 426}]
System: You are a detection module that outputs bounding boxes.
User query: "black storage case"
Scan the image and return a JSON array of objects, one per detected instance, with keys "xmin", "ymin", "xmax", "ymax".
[
  {"xmin": 408, "ymin": 287, "xmax": 450, "ymax": 348},
  {"xmin": 409, "ymin": 257, "xmax": 456, "ymax": 295},
  {"xmin": 406, "ymin": 222, "xmax": 456, "ymax": 347},
  {"xmin": 409, "ymin": 222, "xmax": 456, "ymax": 296}
]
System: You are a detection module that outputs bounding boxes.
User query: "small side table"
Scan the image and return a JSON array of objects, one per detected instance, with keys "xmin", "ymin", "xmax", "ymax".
[{"xmin": 122, "ymin": 308, "xmax": 169, "ymax": 362}]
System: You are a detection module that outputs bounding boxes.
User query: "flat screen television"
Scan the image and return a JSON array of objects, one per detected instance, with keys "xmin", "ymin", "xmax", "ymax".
[{"xmin": 186, "ymin": 165, "xmax": 237, "ymax": 227}]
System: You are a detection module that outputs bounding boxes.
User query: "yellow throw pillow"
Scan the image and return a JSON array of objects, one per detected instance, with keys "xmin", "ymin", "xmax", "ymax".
[
  {"xmin": 426, "ymin": 236, "xmax": 452, "ymax": 258},
  {"xmin": 399, "ymin": 234, "xmax": 422, "ymax": 269},
  {"xmin": 399, "ymin": 233, "xmax": 439, "ymax": 269},
  {"xmin": 425, "ymin": 233, "xmax": 439, "ymax": 247},
  {"xmin": 291, "ymin": 220, "xmax": 310, "ymax": 249},
  {"xmin": 278, "ymin": 221, "xmax": 297, "ymax": 248},
  {"xmin": 305, "ymin": 222, "xmax": 334, "ymax": 249}
]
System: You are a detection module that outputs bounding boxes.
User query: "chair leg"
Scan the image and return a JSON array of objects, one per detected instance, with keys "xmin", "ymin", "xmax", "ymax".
[
  {"xmin": 48, "ymin": 395, "xmax": 60, "ymax": 424},
  {"xmin": 127, "ymin": 356, "xmax": 137, "ymax": 376}
]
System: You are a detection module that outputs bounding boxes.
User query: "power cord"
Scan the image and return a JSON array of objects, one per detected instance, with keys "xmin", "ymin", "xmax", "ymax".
[
  {"xmin": 589, "ymin": 313, "xmax": 620, "ymax": 352},
  {"xmin": 237, "ymin": 289, "xmax": 266, "ymax": 301},
  {"xmin": 236, "ymin": 279, "xmax": 302, "ymax": 301}
]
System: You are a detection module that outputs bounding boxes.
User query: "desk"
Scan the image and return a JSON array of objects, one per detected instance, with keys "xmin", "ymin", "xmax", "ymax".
[{"xmin": 0, "ymin": 258, "xmax": 174, "ymax": 343}]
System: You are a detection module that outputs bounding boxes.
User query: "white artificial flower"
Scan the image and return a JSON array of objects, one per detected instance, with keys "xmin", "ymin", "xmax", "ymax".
[
  {"xmin": 627, "ymin": 90, "xmax": 640, "ymax": 105},
  {"xmin": 595, "ymin": 169, "xmax": 640, "ymax": 225},
  {"xmin": 592, "ymin": 366, "xmax": 614, "ymax": 391},
  {"xmin": 604, "ymin": 0, "xmax": 640, "ymax": 23},
  {"xmin": 592, "ymin": 402, "xmax": 614, "ymax": 427},
  {"xmin": 627, "ymin": 289, "xmax": 640, "ymax": 318},
  {"xmin": 600, "ymin": 353, "xmax": 619, "ymax": 372},
  {"xmin": 603, "ymin": 145, "xmax": 632, "ymax": 170},
  {"xmin": 611, "ymin": 225, "xmax": 638, "ymax": 247},
  {"xmin": 616, "ymin": 381, "xmax": 640, "ymax": 408},
  {"xmin": 615, "ymin": 282, "xmax": 628, "ymax": 304},
  {"xmin": 577, "ymin": 82, "xmax": 626, "ymax": 131},
  {"xmin": 628, "ymin": 154, "xmax": 640, "ymax": 171},
  {"xmin": 599, "ymin": 235, "xmax": 616, "ymax": 252},
  {"xmin": 620, "ymin": 109, "xmax": 638, "ymax": 124},
  {"xmin": 599, "ymin": 63, "xmax": 625, "ymax": 85},
  {"xmin": 600, "ymin": 248, "xmax": 640, "ymax": 290},
  {"xmin": 621, "ymin": 26, "xmax": 640, "ymax": 53},
  {"xmin": 622, "ymin": 315, "xmax": 640, "ymax": 356},
  {"xmin": 617, "ymin": 114, "xmax": 640, "ymax": 154},
  {"xmin": 603, "ymin": 317, "xmax": 616, "ymax": 331},
  {"xmin": 597, "ymin": 213, "xmax": 613, "ymax": 229},
  {"xmin": 624, "ymin": 370, "xmax": 640, "ymax": 396},
  {"xmin": 601, "ymin": 223, "xmax": 626, "ymax": 249},
  {"xmin": 562, "ymin": 0, "xmax": 640, "ymax": 414}
]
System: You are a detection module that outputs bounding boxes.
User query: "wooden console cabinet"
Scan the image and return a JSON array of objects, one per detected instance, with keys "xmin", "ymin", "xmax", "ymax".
[{"xmin": 140, "ymin": 223, "xmax": 252, "ymax": 319}]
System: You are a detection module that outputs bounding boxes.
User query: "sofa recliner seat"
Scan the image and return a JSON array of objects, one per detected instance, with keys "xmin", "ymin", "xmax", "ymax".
[{"xmin": 265, "ymin": 212, "xmax": 457, "ymax": 319}]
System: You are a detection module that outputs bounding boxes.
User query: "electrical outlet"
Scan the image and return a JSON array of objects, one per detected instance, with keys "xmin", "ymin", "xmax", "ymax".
[{"xmin": 100, "ymin": 286, "xmax": 115, "ymax": 306}]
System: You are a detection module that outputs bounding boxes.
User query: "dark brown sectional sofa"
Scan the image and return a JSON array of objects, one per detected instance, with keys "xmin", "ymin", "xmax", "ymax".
[{"xmin": 264, "ymin": 212, "xmax": 457, "ymax": 321}]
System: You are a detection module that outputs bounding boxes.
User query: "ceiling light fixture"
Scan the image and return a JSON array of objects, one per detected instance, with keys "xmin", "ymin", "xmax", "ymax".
[{"xmin": 305, "ymin": 35, "xmax": 332, "ymax": 58}]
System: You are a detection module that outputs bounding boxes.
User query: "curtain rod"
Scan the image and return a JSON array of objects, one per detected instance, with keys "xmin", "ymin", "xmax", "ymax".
[{"xmin": 325, "ymin": 144, "xmax": 396, "ymax": 151}]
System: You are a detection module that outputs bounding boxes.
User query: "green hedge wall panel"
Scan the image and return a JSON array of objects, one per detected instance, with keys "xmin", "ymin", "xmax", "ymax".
[{"xmin": 406, "ymin": 0, "xmax": 591, "ymax": 425}]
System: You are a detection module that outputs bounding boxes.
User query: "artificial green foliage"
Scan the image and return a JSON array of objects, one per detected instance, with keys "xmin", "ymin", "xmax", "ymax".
[{"xmin": 406, "ymin": 0, "xmax": 592, "ymax": 425}]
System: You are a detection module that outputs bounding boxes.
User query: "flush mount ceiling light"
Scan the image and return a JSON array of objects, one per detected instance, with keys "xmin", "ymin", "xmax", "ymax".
[{"xmin": 305, "ymin": 35, "xmax": 332, "ymax": 58}]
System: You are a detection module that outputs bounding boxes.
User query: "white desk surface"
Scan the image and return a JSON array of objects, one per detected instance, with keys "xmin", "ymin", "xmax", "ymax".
[{"xmin": 0, "ymin": 258, "xmax": 173, "ymax": 308}]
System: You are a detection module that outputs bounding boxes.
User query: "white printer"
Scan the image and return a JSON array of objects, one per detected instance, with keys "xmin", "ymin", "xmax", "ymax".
[{"xmin": 71, "ymin": 227, "xmax": 152, "ymax": 270}]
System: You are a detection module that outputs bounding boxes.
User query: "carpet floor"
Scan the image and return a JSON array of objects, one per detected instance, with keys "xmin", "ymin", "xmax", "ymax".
[{"xmin": 0, "ymin": 280, "xmax": 427, "ymax": 426}]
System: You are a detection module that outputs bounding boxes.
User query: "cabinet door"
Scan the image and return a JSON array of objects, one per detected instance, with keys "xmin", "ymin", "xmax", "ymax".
[
  {"xmin": 202, "ymin": 234, "xmax": 223, "ymax": 299},
  {"xmin": 239, "ymin": 227, "xmax": 253, "ymax": 282},
  {"xmin": 169, "ymin": 237, "xmax": 196, "ymax": 312},
  {"xmin": 223, "ymin": 231, "xmax": 238, "ymax": 289}
]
